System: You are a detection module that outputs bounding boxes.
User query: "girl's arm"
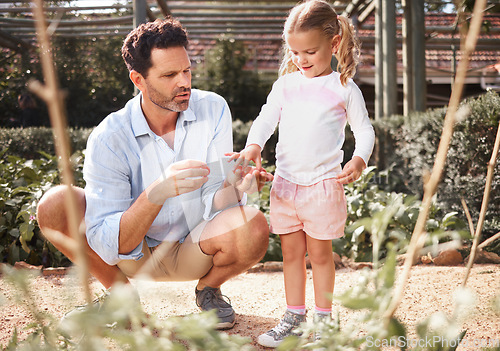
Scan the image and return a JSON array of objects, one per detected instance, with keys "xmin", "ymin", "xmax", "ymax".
[
  {"xmin": 338, "ymin": 81, "xmax": 375, "ymax": 184},
  {"xmin": 336, "ymin": 156, "xmax": 366, "ymax": 184}
]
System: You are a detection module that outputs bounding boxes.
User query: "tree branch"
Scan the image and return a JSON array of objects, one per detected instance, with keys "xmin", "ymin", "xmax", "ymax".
[
  {"xmin": 462, "ymin": 121, "xmax": 500, "ymax": 286},
  {"xmin": 382, "ymin": 0, "xmax": 488, "ymax": 326},
  {"xmin": 30, "ymin": 0, "xmax": 91, "ymax": 304}
]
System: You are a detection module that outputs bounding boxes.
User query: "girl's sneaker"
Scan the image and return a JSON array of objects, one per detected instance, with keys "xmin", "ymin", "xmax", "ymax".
[
  {"xmin": 257, "ymin": 310, "xmax": 306, "ymax": 348},
  {"xmin": 312, "ymin": 313, "xmax": 333, "ymax": 351}
]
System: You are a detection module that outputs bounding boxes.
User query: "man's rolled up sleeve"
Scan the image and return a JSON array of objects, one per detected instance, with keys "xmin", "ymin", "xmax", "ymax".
[{"xmin": 84, "ymin": 131, "xmax": 141, "ymax": 266}]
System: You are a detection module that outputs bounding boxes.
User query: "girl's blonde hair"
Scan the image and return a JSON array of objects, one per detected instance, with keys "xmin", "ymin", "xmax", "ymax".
[{"xmin": 279, "ymin": 0, "xmax": 360, "ymax": 86}]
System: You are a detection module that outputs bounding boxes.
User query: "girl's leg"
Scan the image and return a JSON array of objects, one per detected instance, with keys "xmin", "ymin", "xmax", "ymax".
[
  {"xmin": 256, "ymin": 231, "xmax": 309, "ymax": 348},
  {"xmin": 306, "ymin": 235, "xmax": 335, "ymax": 309},
  {"xmin": 280, "ymin": 230, "xmax": 307, "ymax": 307}
]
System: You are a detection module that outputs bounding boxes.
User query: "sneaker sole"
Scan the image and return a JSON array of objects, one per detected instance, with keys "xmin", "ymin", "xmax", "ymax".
[
  {"xmin": 215, "ymin": 319, "xmax": 236, "ymax": 330},
  {"xmin": 257, "ymin": 334, "xmax": 283, "ymax": 348}
]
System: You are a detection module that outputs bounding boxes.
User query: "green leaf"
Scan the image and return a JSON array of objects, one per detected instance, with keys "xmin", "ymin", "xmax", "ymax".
[
  {"xmin": 8, "ymin": 228, "xmax": 20, "ymax": 239},
  {"xmin": 337, "ymin": 294, "xmax": 377, "ymax": 310},
  {"xmin": 12, "ymin": 186, "xmax": 32, "ymax": 196},
  {"xmin": 379, "ymin": 249, "xmax": 397, "ymax": 288},
  {"xmin": 277, "ymin": 335, "xmax": 301, "ymax": 351},
  {"xmin": 449, "ymin": 330, "xmax": 467, "ymax": 351},
  {"xmin": 387, "ymin": 318, "xmax": 407, "ymax": 345},
  {"xmin": 20, "ymin": 221, "xmax": 35, "ymax": 241}
]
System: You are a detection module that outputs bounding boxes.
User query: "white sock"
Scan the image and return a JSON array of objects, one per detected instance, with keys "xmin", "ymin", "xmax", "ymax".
[{"xmin": 287, "ymin": 305, "xmax": 306, "ymax": 315}]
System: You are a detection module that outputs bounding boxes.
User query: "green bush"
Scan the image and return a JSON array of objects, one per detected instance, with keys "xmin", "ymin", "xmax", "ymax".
[
  {"xmin": 192, "ymin": 37, "xmax": 271, "ymax": 123},
  {"xmin": 0, "ymin": 127, "xmax": 92, "ymax": 160},
  {"xmin": 2, "ymin": 122, "xmax": 261, "ymax": 160},
  {"xmin": 1, "ymin": 34, "xmax": 132, "ymax": 128},
  {"xmin": 376, "ymin": 90, "xmax": 500, "ymax": 241},
  {"xmin": 0, "ymin": 150, "xmax": 85, "ymax": 267}
]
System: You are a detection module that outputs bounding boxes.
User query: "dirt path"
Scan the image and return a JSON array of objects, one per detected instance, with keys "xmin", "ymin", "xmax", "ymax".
[{"xmin": 1, "ymin": 264, "xmax": 499, "ymax": 350}]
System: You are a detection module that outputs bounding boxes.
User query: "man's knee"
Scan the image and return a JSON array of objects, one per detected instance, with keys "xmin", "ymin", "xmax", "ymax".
[
  {"xmin": 238, "ymin": 206, "xmax": 269, "ymax": 258},
  {"xmin": 247, "ymin": 206, "xmax": 269, "ymax": 240},
  {"xmin": 202, "ymin": 206, "xmax": 269, "ymax": 259},
  {"xmin": 37, "ymin": 185, "xmax": 86, "ymax": 237}
]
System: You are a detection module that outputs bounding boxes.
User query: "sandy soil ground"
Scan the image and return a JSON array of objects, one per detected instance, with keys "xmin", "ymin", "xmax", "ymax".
[{"xmin": 1, "ymin": 264, "xmax": 499, "ymax": 350}]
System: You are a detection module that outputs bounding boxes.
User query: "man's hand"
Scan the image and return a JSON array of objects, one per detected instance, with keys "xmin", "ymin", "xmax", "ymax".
[
  {"xmin": 336, "ymin": 156, "xmax": 366, "ymax": 184},
  {"xmin": 146, "ymin": 159, "xmax": 209, "ymax": 205}
]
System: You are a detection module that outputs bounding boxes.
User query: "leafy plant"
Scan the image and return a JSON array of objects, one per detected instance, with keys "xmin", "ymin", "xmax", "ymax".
[
  {"xmin": 0, "ymin": 150, "xmax": 84, "ymax": 267},
  {"xmin": 375, "ymin": 91, "xmax": 500, "ymax": 242},
  {"xmin": 333, "ymin": 167, "xmax": 467, "ymax": 262},
  {"xmin": 0, "ymin": 32, "xmax": 132, "ymax": 128},
  {"xmin": 0, "ymin": 127, "xmax": 92, "ymax": 160}
]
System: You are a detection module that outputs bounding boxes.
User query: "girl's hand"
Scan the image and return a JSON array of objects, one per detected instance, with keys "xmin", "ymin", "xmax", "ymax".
[
  {"xmin": 228, "ymin": 144, "xmax": 263, "ymax": 170},
  {"xmin": 231, "ymin": 167, "xmax": 274, "ymax": 194},
  {"xmin": 336, "ymin": 156, "xmax": 366, "ymax": 184}
]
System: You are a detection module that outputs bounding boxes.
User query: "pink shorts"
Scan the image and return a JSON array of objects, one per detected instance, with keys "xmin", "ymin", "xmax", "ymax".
[{"xmin": 269, "ymin": 175, "xmax": 347, "ymax": 240}]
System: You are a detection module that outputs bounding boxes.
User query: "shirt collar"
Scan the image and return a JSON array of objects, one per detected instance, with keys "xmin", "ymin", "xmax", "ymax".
[{"xmin": 130, "ymin": 93, "xmax": 197, "ymax": 138}]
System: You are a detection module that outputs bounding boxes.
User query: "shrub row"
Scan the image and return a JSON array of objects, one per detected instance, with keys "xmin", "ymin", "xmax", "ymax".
[
  {"xmin": 0, "ymin": 127, "xmax": 91, "ymax": 160},
  {"xmin": 375, "ymin": 90, "xmax": 500, "ymax": 240}
]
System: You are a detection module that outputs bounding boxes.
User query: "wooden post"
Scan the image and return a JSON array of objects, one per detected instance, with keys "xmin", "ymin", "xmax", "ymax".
[
  {"xmin": 402, "ymin": 0, "xmax": 413, "ymax": 116},
  {"xmin": 374, "ymin": 0, "xmax": 383, "ymax": 120},
  {"xmin": 382, "ymin": 0, "xmax": 397, "ymax": 117},
  {"xmin": 411, "ymin": 0, "xmax": 426, "ymax": 111},
  {"xmin": 133, "ymin": 0, "xmax": 147, "ymax": 96},
  {"xmin": 133, "ymin": 0, "xmax": 147, "ymax": 28}
]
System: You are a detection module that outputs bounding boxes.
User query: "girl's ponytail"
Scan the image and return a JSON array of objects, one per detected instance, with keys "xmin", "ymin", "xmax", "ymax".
[
  {"xmin": 336, "ymin": 15, "xmax": 361, "ymax": 86},
  {"xmin": 279, "ymin": 45, "xmax": 298, "ymax": 76}
]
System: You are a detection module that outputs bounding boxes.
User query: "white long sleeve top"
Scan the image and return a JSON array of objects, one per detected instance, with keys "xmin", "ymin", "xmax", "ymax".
[{"xmin": 246, "ymin": 71, "xmax": 375, "ymax": 186}]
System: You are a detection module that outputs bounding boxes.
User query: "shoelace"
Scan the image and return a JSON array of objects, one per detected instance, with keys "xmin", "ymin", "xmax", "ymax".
[
  {"xmin": 270, "ymin": 319, "xmax": 294, "ymax": 337},
  {"xmin": 199, "ymin": 289, "xmax": 232, "ymax": 308}
]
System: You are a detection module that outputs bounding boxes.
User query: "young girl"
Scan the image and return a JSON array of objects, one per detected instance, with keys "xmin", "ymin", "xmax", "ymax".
[{"xmin": 236, "ymin": 0, "xmax": 375, "ymax": 347}]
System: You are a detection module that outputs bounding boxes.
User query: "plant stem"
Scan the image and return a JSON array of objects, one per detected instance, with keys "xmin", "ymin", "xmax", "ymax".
[
  {"xmin": 462, "ymin": 121, "xmax": 500, "ymax": 286},
  {"xmin": 460, "ymin": 197, "xmax": 475, "ymax": 238},
  {"xmin": 478, "ymin": 231, "xmax": 500, "ymax": 250},
  {"xmin": 382, "ymin": 0, "xmax": 487, "ymax": 327},
  {"xmin": 30, "ymin": 0, "xmax": 91, "ymax": 304}
]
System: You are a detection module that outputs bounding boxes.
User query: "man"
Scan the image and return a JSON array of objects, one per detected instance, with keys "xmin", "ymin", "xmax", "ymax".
[{"xmin": 36, "ymin": 18, "xmax": 272, "ymax": 330}]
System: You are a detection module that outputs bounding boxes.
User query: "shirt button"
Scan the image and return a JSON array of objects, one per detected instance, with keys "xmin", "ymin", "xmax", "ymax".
[{"xmin": 171, "ymin": 211, "xmax": 175, "ymax": 216}]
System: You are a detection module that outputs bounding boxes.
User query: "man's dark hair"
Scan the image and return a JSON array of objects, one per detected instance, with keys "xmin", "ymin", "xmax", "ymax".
[{"xmin": 121, "ymin": 18, "xmax": 188, "ymax": 77}]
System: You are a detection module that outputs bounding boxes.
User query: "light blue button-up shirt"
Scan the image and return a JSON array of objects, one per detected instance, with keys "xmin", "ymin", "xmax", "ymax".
[{"xmin": 83, "ymin": 89, "xmax": 234, "ymax": 265}]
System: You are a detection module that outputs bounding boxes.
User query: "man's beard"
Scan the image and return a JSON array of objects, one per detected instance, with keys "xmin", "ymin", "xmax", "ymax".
[{"xmin": 147, "ymin": 84, "xmax": 191, "ymax": 112}]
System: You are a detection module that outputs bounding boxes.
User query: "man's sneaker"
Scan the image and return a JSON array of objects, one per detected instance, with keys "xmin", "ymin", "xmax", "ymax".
[
  {"xmin": 57, "ymin": 289, "xmax": 112, "ymax": 338},
  {"xmin": 257, "ymin": 310, "xmax": 306, "ymax": 348},
  {"xmin": 61, "ymin": 289, "xmax": 110, "ymax": 322},
  {"xmin": 195, "ymin": 286, "xmax": 236, "ymax": 330},
  {"xmin": 59, "ymin": 286, "xmax": 141, "ymax": 335}
]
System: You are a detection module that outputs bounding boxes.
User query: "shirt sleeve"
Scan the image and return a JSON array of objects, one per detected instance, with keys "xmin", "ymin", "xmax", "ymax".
[
  {"xmin": 346, "ymin": 81, "xmax": 375, "ymax": 166},
  {"xmin": 246, "ymin": 78, "xmax": 283, "ymax": 149},
  {"xmin": 83, "ymin": 131, "xmax": 142, "ymax": 266}
]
